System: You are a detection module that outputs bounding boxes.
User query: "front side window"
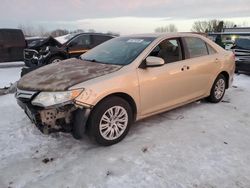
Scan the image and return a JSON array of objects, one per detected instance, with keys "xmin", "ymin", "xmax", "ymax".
[
  {"xmin": 185, "ymin": 37, "xmax": 208, "ymax": 58},
  {"xmin": 80, "ymin": 37, "xmax": 155, "ymax": 65},
  {"xmin": 69, "ymin": 35, "xmax": 91, "ymax": 47},
  {"xmin": 149, "ymin": 39, "xmax": 182, "ymax": 63}
]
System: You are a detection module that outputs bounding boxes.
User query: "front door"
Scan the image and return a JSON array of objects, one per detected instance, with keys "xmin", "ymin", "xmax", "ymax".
[
  {"xmin": 67, "ymin": 34, "xmax": 91, "ymax": 58},
  {"xmin": 138, "ymin": 38, "xmax": 193, "ymax": 115}
]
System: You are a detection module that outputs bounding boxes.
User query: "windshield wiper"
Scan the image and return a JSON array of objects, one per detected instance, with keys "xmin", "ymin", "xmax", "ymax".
[
  {"xmin": 83, "ymin": 58, "xmax": 97, "ymax": 62},
  {"xmin": 81, "ymin": 58, "xmax": 107, "ymax": 64}
]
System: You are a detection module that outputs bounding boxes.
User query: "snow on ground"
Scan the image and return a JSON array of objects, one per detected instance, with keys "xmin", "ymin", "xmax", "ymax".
[
  {"xmin": 0, "ymin": 71, "xmax": 250, "ymax": 188},
  {"xmin": 0, "ymin": 62, "xmax": 23, "ymax": 88}
]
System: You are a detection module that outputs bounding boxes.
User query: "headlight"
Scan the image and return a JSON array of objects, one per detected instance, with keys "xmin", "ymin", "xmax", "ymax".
[{"xmin": 32, "ymin": 89, "xmax": 83, "ymax": 107}]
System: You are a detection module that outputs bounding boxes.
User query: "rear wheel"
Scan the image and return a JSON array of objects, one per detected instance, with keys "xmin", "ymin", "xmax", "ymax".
[
  {"xmin": 88, "ymin": 96, "xmax": 133, "ymax": 146},
  {"xmin": 207, "ymin": 74, "xmax": 226, "ymax": 103}
]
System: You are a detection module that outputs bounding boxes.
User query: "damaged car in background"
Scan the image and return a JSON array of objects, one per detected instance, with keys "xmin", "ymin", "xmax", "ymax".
[
  {"xmin": 231, "ymin": 38, "xmax": 250, "ymax": 73},
  {"xmin": 21, "ymin": 33, "xmax": 114, "ymax": 76},
  {"xmin": 16, "ymin": 33, "xmax": 235, "ymax": 146}
]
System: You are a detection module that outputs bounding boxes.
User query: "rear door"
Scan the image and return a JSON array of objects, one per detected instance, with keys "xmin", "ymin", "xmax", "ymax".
[
  {"xmin": 181, "ymin": 37, "xmax": 220, "ymax": 97},
  {"xmin": 67, "ymin": 34, "xmax": 91, "ymax": 57}
]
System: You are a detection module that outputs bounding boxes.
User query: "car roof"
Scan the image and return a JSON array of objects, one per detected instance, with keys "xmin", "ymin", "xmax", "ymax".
[
  {"xmin": 74, "ymin": 32, "xmax": 116, "ymax": 38},
  {"xmin": 123, "ymin": 32, "xmax": 206, "ymax": 39}
]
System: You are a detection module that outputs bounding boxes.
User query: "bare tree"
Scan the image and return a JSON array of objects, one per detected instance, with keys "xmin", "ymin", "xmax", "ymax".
[
  {"xmin": 50, "ymin": 29, "xmax": 69, "ymax": 37},
  {"xmin": 155, "ymin": 24, "xmax": 178, "ymax": 33},
  {"xmin": 36, "ymin": 25, "xmax": 47, "ymax": 37},
  {"xmin": 17, "ymin": 24, "xmax": 37, "ymax": 36},
  {"xmin": 223, "ymin": 21, "xmax": 236, "ymax": 28},
  {"xmin": 191, "ymin": 19, "xmax": 236, "ymax": 33},
  {"xmin": 107, "ymin": 31, "xmax": 120, "ymax": 36},
  {"xmin": 71, "ymin": 29, "xmax": 85, "ymax": 34},
  {"xmin": 88, "ymin": 29, "xmax": 96, "ymax": 33}
]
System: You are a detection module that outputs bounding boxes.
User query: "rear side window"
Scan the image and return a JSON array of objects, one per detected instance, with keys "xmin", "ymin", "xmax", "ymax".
[{"xmin": 184, "ymin": 37, "xmax": 208, "ymax": 58}]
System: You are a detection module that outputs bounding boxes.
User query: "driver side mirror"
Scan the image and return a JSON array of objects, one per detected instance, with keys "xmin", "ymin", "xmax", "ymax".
[{"xmin": 145, "ymin": 56, "xmax": 165, "ymax": 67}]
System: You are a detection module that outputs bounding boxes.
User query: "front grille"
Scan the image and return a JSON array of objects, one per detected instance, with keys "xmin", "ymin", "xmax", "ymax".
[
  {"xmin": 233, "ymin": 49, "xmax": 250, "ymax": 62},
  {"xmin": 15, "ymin": 88, "xmax": 37, "ymax": 102},
  {"xmin": 24, "ymin": 49, "xmax": 39, "ymax": 60}
]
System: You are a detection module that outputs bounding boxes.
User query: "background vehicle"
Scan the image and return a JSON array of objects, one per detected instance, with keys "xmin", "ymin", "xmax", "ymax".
[
  {"xmin": 231, "ymin": 38, "xmax": 250, "ymax": 73},
  {"xmin": 0, "ymin": 29, "xmax": 26, "ymax": 62},
  {"xmin": 16, "ymin": 33, "xmax": 235, "ymax": 146},
  {"xmin": 25, "ymin": 36, "xmax": 46, "ymax": 47},
  {"xmin": 23, "ymin": 33, "xmax": 114, "ymax": 67}
]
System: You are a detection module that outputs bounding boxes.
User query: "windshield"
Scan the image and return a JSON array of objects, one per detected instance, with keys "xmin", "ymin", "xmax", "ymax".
[
  {"xmin": 80, "ymin": 37, "xmax": 155, "ymax": 65},
  {"xmin": 55, "ymin": 33, "xmax": 78, "ymax": 44},
  {"xmin": 235, "ymin": 38, "xmax": 250, "ymax": 50}
]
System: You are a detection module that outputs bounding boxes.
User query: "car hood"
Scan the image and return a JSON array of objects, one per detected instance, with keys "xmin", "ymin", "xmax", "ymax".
[
  {"xmin": 28, "ymin": 36, "xmax": 62, "ymax": 50},
  {"xmin": 17, "ymin": 58, "xmax": 122, "ymax": 91}
]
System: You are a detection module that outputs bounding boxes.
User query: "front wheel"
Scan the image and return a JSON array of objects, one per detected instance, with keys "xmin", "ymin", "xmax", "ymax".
[
  {"xmin": 88, "ymin": 96, "xmax": 133, "ymax": 146},
  {"xmin": 47, "ymin": 56, "xmax": 64, "ymax": 64},
  {"xmin": 207, "ymin": 74, "xmax": 226, "ymax": 103}
]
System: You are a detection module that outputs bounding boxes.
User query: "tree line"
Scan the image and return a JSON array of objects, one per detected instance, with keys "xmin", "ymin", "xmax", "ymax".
[
  {"xmin": 18, "ymin": 19, "xmax": 249, "ymax": 37},
  {"xmin": 17, "ymin": 24, "xmax": 120, "ymax": 37},
  {"xmin": 155, "ymin": 19, "xmax": 249, "ymax": 33}
]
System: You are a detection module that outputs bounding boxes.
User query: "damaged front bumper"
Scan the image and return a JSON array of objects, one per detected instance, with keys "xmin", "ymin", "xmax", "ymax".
[{"xmin": 15, "ymin": 90, "xmax": 91, "ymax": 134}]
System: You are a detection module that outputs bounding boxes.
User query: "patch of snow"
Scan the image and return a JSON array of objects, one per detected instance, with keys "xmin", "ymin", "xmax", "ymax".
[
  {"xmin": 0, "ymin": 74, "xmax": 250, "ymax": 188},
  {"xmin": 0, "ymin": 61, "xmax": 24, "ymax": 68},
  {"xmin": 0, "ymin": 65, "xmax": 22, "ymax": 88},
  {"xmin": 55, "ymin": 34, "xmax": 71, "ymax": 44}
]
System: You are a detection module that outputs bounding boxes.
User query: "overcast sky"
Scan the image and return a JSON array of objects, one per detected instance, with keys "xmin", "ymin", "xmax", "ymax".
[{"xmin": 1, "ymin": 0, "xmax": 250, "ymax": 34}]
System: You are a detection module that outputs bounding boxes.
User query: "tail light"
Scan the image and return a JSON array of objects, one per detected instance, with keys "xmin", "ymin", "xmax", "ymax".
[{"xmin": 232, "ymin": 50, "xmax": 236, "ymax": 61}]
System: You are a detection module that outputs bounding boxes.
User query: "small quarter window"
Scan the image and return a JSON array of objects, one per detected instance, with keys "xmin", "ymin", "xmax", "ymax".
[{"xmin": 206, "ymin": 44, "xmax": 217, "ymax": 55}]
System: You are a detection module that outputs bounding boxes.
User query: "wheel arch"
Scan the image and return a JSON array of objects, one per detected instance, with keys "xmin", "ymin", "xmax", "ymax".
[
  {"xmin": 49, "ymin": 52, "xmax": 67, "ymax": 61},
  {"xmin": 218, "ymin": 71, "xmax": 230, "ymax": 89},
  {"xmin": 94, "ymin": 92, "xmax": 137, "ymax": 121}
]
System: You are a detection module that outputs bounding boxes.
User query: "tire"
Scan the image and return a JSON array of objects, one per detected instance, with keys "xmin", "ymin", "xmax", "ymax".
[
  {"xmin": 235, "ymin": 67, "xmax": 239, "ymax": 73},
  {"xmin": 72, "ymin": 109, "xmax": 91, "ymax": 140},
  {"xmin": 207, "ymin": 74, "xmax": 226, "ymax": 103},
  {"xmin": 47, "ymin": 56, "xmax": 64, "ymax": 64},
  {"xmin": 88, "ymin": 96, "xmax": 133, "ymax": 146}
]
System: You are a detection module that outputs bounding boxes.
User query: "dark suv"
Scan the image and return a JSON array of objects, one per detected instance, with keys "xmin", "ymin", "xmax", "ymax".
[
  {"xmin": 23, "ymin": 33, "xmax": 114, "ymax": 67},
  {"xmin": 231, "ymin": 38, "xmax": 250, "ymax": 73},
  {"xmin": 0, "ymin": 29, "xmax": 26, "ymax": 63}
]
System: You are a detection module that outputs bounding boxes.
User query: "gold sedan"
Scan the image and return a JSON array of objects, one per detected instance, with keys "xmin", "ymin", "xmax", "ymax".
[{"xmin": 16, "ymin": 33, "xmax": 235, "ymax": 145}]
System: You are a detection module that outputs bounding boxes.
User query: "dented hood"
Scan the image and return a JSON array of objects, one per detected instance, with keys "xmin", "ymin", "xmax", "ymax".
[
  {"xmin": 17, "ymin": 58, "xmax": 121, "ymax": 91},
  {"xmin": 28, "ymin": 36, "xmax": 62, "ymax": 49}
]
